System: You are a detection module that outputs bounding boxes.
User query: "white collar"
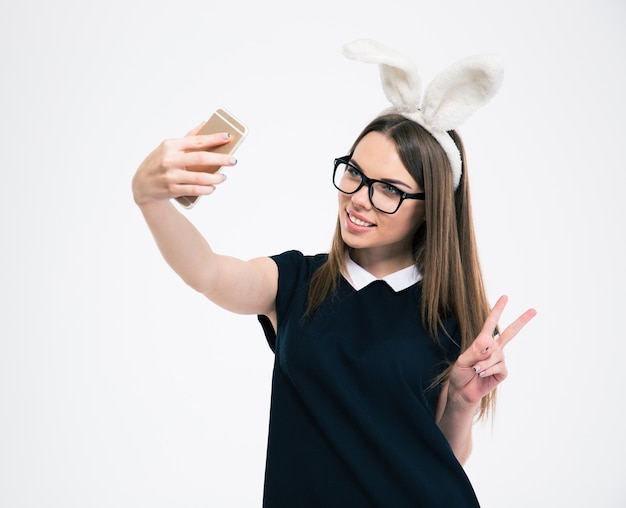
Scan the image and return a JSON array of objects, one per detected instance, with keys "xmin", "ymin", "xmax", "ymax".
[{"xmin": 344, "ymin": 255, "xmax": 422, "ymax": 292}]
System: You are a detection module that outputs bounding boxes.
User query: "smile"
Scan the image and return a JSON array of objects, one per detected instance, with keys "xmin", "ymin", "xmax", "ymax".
[{"xmin": 347, "ymin": 211, "xmax": 375, "ymax": 227}]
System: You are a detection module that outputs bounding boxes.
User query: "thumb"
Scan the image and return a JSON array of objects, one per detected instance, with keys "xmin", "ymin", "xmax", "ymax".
[{"xmin": 185, "ymin": 121, "xmax": 207, "ymax": 137}]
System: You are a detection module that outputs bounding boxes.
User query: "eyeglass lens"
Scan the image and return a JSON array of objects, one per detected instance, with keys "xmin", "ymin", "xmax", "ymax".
[{"xmin": 333, "ymin": 161, "xmax": 403, "ymax": 214}]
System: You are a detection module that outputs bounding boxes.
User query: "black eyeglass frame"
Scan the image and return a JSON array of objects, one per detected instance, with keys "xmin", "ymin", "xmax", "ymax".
[{"xmin": 333, "ymin": 156, "xmax": 425, "ymax": 214}]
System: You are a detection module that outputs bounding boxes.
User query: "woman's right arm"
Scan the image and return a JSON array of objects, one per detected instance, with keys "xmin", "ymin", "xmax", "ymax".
[{"xmin": 131, "ymin": 123, "xmax": 277, "ymax": 319}]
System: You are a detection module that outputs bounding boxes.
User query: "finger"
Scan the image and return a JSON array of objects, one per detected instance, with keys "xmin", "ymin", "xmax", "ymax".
[
  {"xmin": 174, "ymin": 167, "xmax": 228, "ymax": 186},
  {"xmin": 456, "ymin": 336, "xmax": 494, "ymax": 369},
  {"xmin": 185, "ymin": 121, "xmax": 207, "ymax": 137},
  {"xmin": 497, "ymin": 307, "xmax": 537, "ymax": 347},
  {"xmin": 461, "ymin": 295, "xmax": 511, "ymax": 365},
  {"xmin": 479, "ymin": 295, "xmax": 508, "ymax": 339},
  {"xmin": 173, "ymin": 183, "xmax": 219, "ymax": 198},
  {"xmin": 178, "ymin": 132, "xmax": 233, "ymax": 153},
  {"xmin": 169, "ymin": 171, "xmax": 227, "ymax": 198},
  {"xmin": 475, "ymin": 358, "xmax": 508, "ymax": 381},
  {"xmin": 472, "ymin": 348, "xmax": 504, "ymax": 375},
  {"xmin": 181, "ymin": 149, "xmax": 238, "ymax": 170}
]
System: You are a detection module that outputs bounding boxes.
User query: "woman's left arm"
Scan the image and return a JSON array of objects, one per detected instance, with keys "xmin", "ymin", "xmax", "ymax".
[{"xmin": 436, "ymin": 295, "xmax": 537, "ymax": 464}]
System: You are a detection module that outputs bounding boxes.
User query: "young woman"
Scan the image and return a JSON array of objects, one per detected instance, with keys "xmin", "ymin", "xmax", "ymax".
[{"xmin": 132, "ymin": 41, "xmax": 536, "ymax": 507}]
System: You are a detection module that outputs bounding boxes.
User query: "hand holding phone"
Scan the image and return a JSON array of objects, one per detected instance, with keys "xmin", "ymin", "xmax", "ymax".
[{"xmin": 175, "ymin": 108, "xmax": 248, "ymax": 209}]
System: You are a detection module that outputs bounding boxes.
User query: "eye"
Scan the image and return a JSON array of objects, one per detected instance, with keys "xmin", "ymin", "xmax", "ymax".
[
  {"xmin": 379, "ymin": 183, "xmax": 402, "ymax": 196},
  {"xmin": 345, "ymin": 165, "xmax": 361, "ymax": 178}
]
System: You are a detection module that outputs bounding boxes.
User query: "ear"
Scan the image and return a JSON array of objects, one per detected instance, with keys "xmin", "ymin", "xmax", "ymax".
[
  {"xmin": 421, "ymin": 55, "xmax": 504, "ymax": 131},
  {"xmin": 342, "ymin": 39, "xmax": 422, "ymax": 113}
]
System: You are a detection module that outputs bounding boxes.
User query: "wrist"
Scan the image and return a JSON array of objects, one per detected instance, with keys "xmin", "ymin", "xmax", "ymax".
[{"xmin": 446, "ymin": 389, "xmax": 481, "ymax": 416}]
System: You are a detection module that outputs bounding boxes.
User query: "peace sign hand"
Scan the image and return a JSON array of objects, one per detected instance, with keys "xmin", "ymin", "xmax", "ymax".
[{"xmin": 447, "ymin": 295, "xmax": 537, "ymax": 410}]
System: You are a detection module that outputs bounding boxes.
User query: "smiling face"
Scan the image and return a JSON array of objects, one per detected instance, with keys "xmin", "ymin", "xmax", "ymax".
[{"xmin": 338, "ymin": 131, "xmax": 426, "ymax": 275}]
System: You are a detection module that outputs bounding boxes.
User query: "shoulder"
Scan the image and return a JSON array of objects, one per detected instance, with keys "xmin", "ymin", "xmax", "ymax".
[
  {"xmin": 270, "ymin": 250, "xmax": 328, "ymax": 279},
  {"xmin": 270, "ymin": 250, "xmax": 328, "ymax": 311}
]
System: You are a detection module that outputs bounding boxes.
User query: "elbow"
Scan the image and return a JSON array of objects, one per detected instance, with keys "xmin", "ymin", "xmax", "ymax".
[
  {"xmin": 179, "ymin": 266, "xmax": 219, "ymax": 296},
  {"xmin": 439, "ymin": 422, "xmax": 474, "ymax": 466},
  {"xmin": 455, "ymin": 440, "xmax": 473, "ymax": 466},
  {"xmin": 178, "ymin": 274, "xmax": 208, "ymax": 295}
]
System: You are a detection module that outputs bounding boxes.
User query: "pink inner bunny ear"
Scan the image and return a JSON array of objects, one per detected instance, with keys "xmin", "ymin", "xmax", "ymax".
[
  {"xmin": 421, "ymin": 55, "xmax": 504, "ymax": 131},
  {"xmin": 342, "ymin": 39, "xmax": 422, "ymax": 112}
]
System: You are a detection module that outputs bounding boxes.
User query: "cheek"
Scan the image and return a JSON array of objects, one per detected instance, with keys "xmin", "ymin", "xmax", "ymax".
[
  {"xmin": 338, "ymin": 192, "xmax": 355, "ymax": 210},
  {"xmin": 397, "ymin": 207, "xmax": 425, "ymax": 235},
  {"xmin": 412, "ymin": 209, "xmax": 426, "ymax": 229},
  {"xmin": 337, "ymin": 193, "xmax": 346, "ymax": 210}
]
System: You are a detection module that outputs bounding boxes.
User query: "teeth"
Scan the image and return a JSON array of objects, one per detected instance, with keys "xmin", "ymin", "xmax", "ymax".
[{"xmin": 348, "ymin": 212, "xmax": 373, "ymax": 227}]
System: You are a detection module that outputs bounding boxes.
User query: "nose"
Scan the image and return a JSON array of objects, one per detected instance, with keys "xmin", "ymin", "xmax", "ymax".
[{"xmin": 350, "ymin": 185, "xmax": 372, "ymax": 209}]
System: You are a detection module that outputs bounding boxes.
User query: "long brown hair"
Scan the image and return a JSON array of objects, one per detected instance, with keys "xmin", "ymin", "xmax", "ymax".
[{"xmin": 306, "ymin": 113, "xmax": 495, "ymax": 419}]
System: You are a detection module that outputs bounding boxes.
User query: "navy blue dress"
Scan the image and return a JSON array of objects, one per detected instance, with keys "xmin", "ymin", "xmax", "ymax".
[{"xmin": 257, "ymin": 250, "xmax": 480, "ymax": 507}]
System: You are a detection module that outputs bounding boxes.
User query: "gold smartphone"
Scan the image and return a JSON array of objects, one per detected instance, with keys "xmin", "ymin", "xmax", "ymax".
[{"xmin": 175, "ymin": 107, "xmax": 248, "ymax": 209}]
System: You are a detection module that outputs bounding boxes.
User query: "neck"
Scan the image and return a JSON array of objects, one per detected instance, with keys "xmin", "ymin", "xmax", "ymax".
[{"xmin": 348, "ymin": 248, "xmax": 415, "ymax": 278}]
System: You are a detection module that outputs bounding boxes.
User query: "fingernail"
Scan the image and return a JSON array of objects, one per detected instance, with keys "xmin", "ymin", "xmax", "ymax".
[
  {"xmin": 222, "ymin": 132, "xmax": 231, "ymax": 140},
  {"xmin": 229, "ymin": 157, "xmax": 238, "ymax": 165},
  {"xmin": 221, "ymin": 174, "xmax": 227, "ymax": 181},
  {"xmin": 481, "ymin": 347, "xmax": 490, "ymax": 355},
  {"xmin": 479, "ymin": 371, "xmax": 487, "ymax": 377},
  {"xmin": 473, "ymin": 365, "xmax": 481, "ymax": 373}
]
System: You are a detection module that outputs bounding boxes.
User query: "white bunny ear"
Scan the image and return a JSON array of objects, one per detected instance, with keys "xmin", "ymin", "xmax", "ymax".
[
  {"xmin": 342, "ymin": 40, "xmax": 504, "ymax": 189},
  {"xmin": 342, "ymin": 39, "xmax": 422, "ymax": 113},
  {"xmin": 421, "ymin": 55, "xmax": 504, "ymax": 131}
]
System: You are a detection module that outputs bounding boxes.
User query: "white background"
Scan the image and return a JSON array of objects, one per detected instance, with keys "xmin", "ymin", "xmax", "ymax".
[{"xmin": 1, "ymin": 0, "xmax": 624, "ymax": 506}]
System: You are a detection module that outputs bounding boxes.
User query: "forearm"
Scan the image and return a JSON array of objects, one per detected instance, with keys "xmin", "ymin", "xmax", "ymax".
[
  {"xmin": 436, "ymin": 297, "xmax": 537, "ymax": 465},
  {"xmin": 138, "ymin": 199, "xmax": 220, "ymax": 293},
  {"xmin": 436, "ymin": 383, "xmax": 479, "ymax": 465},
  {"xmin": 137, "ymin": 199, "xmax": 277, "ymax": 316},
  {"xmin": 132, "ymin": 130, "xmax": 278, "ymax": 316}
]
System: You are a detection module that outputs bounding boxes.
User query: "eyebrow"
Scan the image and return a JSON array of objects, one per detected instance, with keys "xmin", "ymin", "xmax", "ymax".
[{"xmin": 350, "ymin": 158, "xmax": 414, "ymax": 191}]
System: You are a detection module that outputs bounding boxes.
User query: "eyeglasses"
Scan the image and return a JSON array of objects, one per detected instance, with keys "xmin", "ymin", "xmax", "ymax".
[{"xmin": 332, "ymin": 156, "xmax": 425, "ymax": 214}]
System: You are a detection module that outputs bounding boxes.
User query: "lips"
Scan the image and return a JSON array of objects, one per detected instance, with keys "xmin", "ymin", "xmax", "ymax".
[{"xmin": 347, "ymin": 210, "xmax": 375, "ymax": 227}]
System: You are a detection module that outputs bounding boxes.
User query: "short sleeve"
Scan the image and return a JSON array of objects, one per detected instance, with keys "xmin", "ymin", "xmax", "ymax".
[
  {"xmin": 440, "ymin": 315, "xmax": 463, "ymax": 364},
  {"xmin": 257, "ymin": 250, "xmax": 310, "ymax": 352}
]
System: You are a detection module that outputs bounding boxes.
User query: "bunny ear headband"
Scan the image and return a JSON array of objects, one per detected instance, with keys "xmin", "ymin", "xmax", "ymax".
[{"xmin": 342, "ymin": 39, "xmax": 504, "ymax": 189}]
